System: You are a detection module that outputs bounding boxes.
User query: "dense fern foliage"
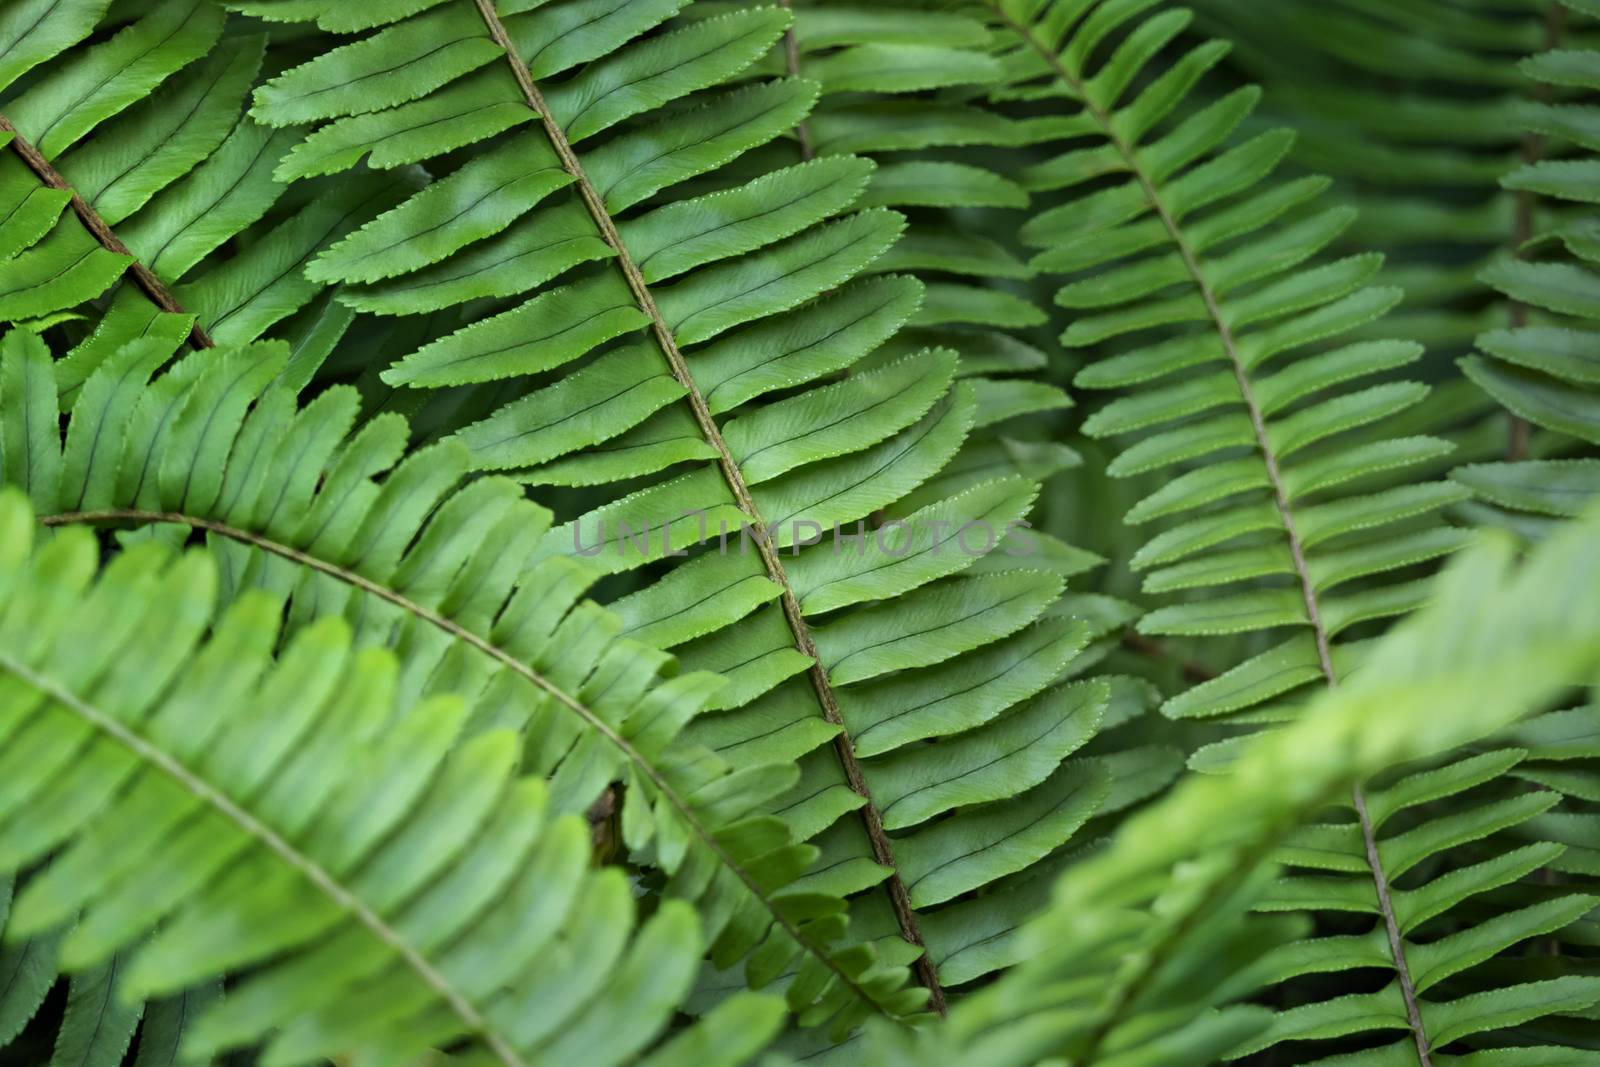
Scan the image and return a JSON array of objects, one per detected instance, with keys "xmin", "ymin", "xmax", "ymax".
[
  {"xmin": 0, "ymin": 488, "xmax": 786, "ymax": 1067},
  {"xmin": 1191, "ymin": 0, "xmax": 1547, "ymax": 355},
  {"xmin": 1, "ymin": 1, "xmax": 1599, "ymax": 1065},
  {"xmin": 868, "ymin": 500, "xmax": 1600, "ymax": 1065},
  {"xmin": 1457, "ymin": 13, "xmax": 1600, "ymax": 529},
  {"xmin": 1195, "ymin": 0, "xmax": 1600, "ymax": 531}
]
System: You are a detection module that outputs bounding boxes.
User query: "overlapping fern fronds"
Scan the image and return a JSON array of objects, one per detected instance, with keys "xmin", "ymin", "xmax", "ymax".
[
  {"xmin": 0, "ymin": 488, "xmax": 785, "ymax": 1067},
  {"xmin": 1236, "ymin": 748, "xmax": 1600, "ymax": 1063},
  {"xmin": 0, "ymin": 324, "xmax": 926, "ymax": 1041},
  {"xmin": 1193, "ymin": 0, "xmax": 1600, "ymax": 526},
  {"xmin": 0, "ymin": 315, "xmax": 1144, "ymax": 1054},
  {"xmin": 753, "ymin": 0, "xmax": 1084, "ymax": 528},
  {"xmin": 967, "ymin": 0, "xmax": 1600, "ymax": 1061},
  {"xmin": 3, "ymin": 3, "xmax": 1598, "ymax": 1065},
  {"xmin": 757, "ymin": 2, "xmax": 1059, "ymax": 375},
  {"xmin": 221, "ymin": 0, "xmax": 1163, "ymax": 1040},
  {"xmin": 864, "ymin": 501, "xmax": 1600, "ymax": 1065}
]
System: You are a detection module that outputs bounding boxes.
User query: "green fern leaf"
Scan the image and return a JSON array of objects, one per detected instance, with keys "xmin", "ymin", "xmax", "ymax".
[
  {"xmin": 0, "ymin": 488, "xmax": 786, "ymax": 1067},
  {"xmin": 0, "ymin": 878, "xmax": 61, "ymax": 1050}
]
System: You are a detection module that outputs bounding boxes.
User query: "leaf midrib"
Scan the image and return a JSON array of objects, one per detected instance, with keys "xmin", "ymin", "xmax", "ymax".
[
  {"xmin": 0, "ymin": 114, "xmax": 210, "ymax": 349},
  {"xmin": 468, "ymin": 0, "xmax": 943, "ymax": 1014},
  {"xmin": 0, "ymin": 642, "xmax": 525, "ymax": 1067},
  {"xmin": 988, "ymin": 5, "xmax": 1435, "ymax": 1062}
]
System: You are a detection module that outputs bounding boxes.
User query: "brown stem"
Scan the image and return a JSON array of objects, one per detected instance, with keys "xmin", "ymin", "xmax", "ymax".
[
  {"xmin": 991, "ymin": 6, "xmax": 1432, "ymax": 1061},
  {"xmin": 776, "ymin": 0, "xmax": 816, "ymax": 161},
  {"xmin": 1508, "ymin": 146, "xmax": 1534, "ymax": 461},
  {"xmin": 40, "ymin": 507, "xmax": 882, "ymax": 1013},
  {"xmin": 774, "ymin": 2, "xmax": 955, "ymax": 1007},
  {"xmin": 472, "ymin": 0, "xmax": 943, "ymax": 1015},
  {"xmin": 0, "ymin": 115, "xmax": 211, "ymax": 349},
  {"xmin": 1506, "ymin": 412, "xmax": 1531, "ymax": 463}
]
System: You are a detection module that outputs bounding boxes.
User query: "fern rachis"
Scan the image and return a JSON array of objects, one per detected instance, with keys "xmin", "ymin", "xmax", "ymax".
[
  {"xmin": 473, "ymin": 0, "xmax": 950, "ymax": 1012},
  {"xmin": 0, "ymin": 116, "xmax": 211, "ymax": 349},
  {"xmin": 979, "ymin": 0, "xmax": 1575, "ymax": 1060}
]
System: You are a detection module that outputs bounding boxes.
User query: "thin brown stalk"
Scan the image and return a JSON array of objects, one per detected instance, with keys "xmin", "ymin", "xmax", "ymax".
[
  {"xmin": 776, "ymin": 0, "xmax": 817, "ymax": 160},
  {"xmin": 469, "ymin": 0, "xmax": 944, "ymax": 1013},
  {"xmin": 0, "ymin": 115, "xmax": 211, "ymax": 349}
]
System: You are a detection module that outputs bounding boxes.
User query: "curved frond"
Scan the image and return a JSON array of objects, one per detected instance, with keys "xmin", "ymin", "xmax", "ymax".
[
  {"xmin": 0, "ymin": 488, "xmax": 784, "ymax": 1067},
  {"xmin": 0, "ymin": 326, "xmax": 911, "ymax": 1038}
]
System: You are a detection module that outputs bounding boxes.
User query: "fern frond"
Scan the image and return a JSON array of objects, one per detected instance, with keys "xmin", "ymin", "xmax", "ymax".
[
  {"xmin": 0, "ymin": 326, "xmax": 913, "ymax": 1037},
  {"xmin": 970, "ymin": 1, "xmax": 1545, "ymax": 1060},
  {"xmin": 225, "ymin": 0, "xmax": 1135, "ymax": 1031},
  {"xmin": 1456, "ymin": 0, "xmax": 1600, "ymax": 530},
  {"xmin": 865, "ymin": 502, "xmax": 1600, "ymax": 1065},
  {"xmin": 0, "ymin": 488, "xmax": 785, "ymax": 1067},
  {"xmin": 982, "ymin": 0, "xmax": 1464, "ymax": 739},
  {"xmin": 0, "ymin": 1, "xmax": 378, "ymax": 359}
]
